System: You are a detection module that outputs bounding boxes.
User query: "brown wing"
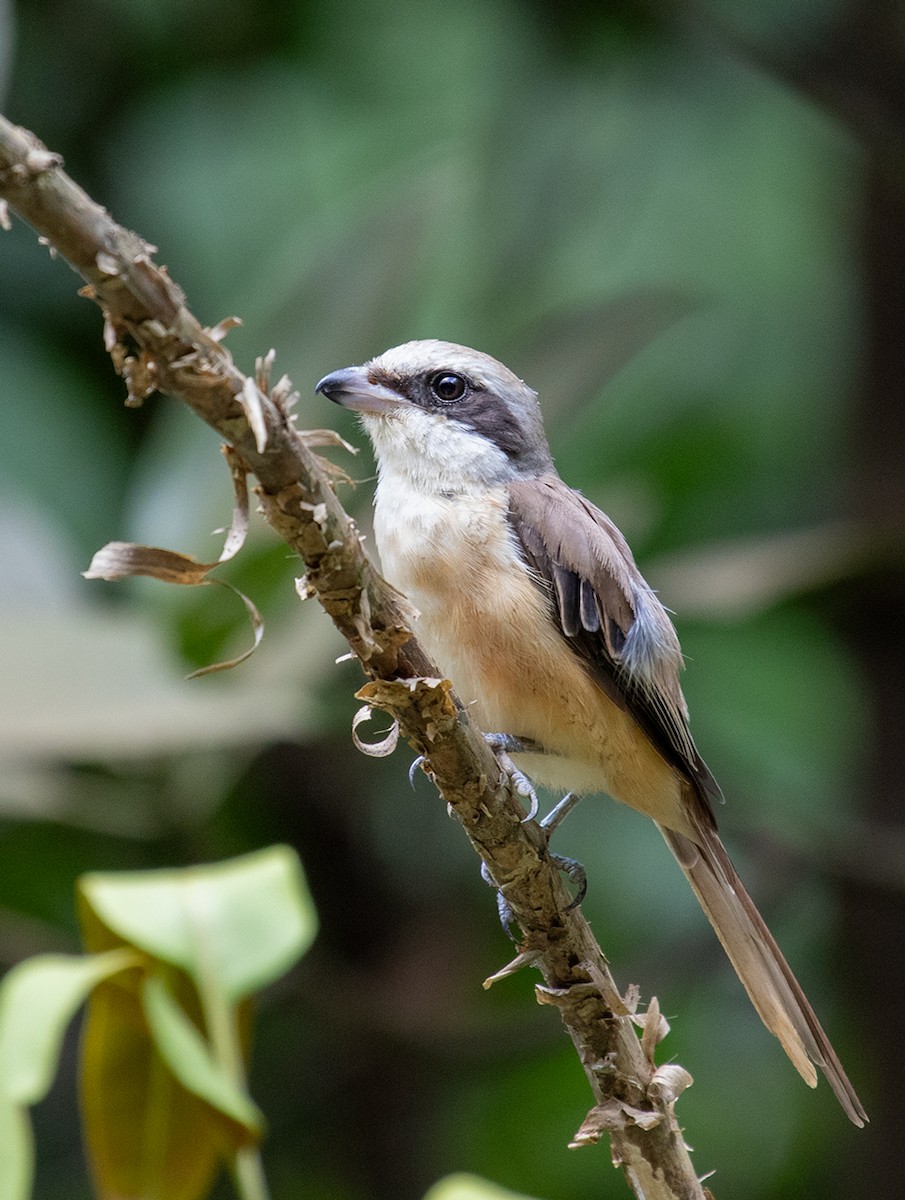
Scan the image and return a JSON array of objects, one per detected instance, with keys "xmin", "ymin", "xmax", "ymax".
[
  {"xmin": 508, "ymin": 476, "xmax": 868, "ymax": 1124},
  {"xmin": 507, "ymin": 475, "xmax": 722, "ymax": 807}
]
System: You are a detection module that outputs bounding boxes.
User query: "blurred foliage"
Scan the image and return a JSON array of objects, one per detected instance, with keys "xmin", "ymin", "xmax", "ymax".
[
  {"xmin": 0, "ymin": 847, "xmax": 315, "ymax": 1200},
  {"xmin": 0, "ymin": 0, "xmax": 891, "ymax": 1197}
]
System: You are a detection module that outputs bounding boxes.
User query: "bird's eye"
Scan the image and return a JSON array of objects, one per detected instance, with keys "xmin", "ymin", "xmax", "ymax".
[{"xmin": 429, "ymin": 372, "xmax": 468, "ymax": 403}]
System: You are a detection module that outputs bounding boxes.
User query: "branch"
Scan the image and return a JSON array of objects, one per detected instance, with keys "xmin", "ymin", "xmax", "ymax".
[{"xmin": 0, "ymin": 114, "xmax": 709, "ymax": 1200}]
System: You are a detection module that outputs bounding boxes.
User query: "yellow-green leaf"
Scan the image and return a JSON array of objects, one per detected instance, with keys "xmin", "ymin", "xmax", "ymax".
[
  {"xmin": 424, "ymin": 1175, "xmax": 543, "ymax": 1200},
  {"xmin": 78, "ymin": 845, "xmax": 317, "ymax": 1003},
  {"xmin": 0, "ymin": 950, "xmax": 135, "ymax": 1105},
  {"xmin": 0, "ymin": 1092, "xmax": 33, "ymax": 1200},
  {"xmin": 141, "ymin": 973, "xmax": 263, "ymax": 1138}
]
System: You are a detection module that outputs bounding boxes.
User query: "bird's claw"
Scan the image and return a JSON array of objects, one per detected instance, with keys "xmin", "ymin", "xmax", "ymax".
[
  {"xmin": 483, "ymin": 732, "xmax": 541, "ymax": 822},
  {"xmin": 481, "ymin": 853, "xmax": 586, "ymax": 936},
  {"xmin": 504, "ymin": 761, "xmax": 540, "ymax": 822},
  {"xmin": 481, "ymin": 848, "xmax": 586, "ymax": 939},
  {"xmin": 483, "ymin": 732, "xmax": 538, "ymax": 756},
  {"xmin": 551, "ymin": 853, "xmax": 588, "ymax": 910},
  {"xmin": 481, "ymin": 861, "xmax": 517, "ymax": 939},
  {"xmin": 409, "ymin": 754, "xmax": 426, "ymax": 788}
]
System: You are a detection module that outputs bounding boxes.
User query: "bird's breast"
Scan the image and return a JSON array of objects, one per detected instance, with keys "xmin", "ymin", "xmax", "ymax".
[{"xmin": 372, "ymin": 476, "xmax": 688, "ymax": 831}]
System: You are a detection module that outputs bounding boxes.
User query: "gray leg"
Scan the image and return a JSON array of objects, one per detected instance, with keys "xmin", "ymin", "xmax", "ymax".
[
  {"xmin": 542, "ymin": 793, "xmax": 587, "ymax": 909},
  {"xmin": 540, "ymin": 790, "xmax": 584, "ymax": 834}
]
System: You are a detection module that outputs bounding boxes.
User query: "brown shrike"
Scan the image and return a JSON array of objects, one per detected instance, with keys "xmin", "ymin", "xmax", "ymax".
[{"xmin": 316, "ymin": 339, "xmax": 866, "ymax": 1125}]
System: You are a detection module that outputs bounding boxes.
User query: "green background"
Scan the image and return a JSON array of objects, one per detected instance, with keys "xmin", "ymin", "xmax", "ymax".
[{"xmin": 1, "ymin": 1, "xmax": 901, "ymax": 1197}]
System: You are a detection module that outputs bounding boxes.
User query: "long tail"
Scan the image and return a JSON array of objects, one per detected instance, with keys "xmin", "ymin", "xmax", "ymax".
[{"xmin": 658, "ymin": 820, "xmax": 867, "ymax": 1126}]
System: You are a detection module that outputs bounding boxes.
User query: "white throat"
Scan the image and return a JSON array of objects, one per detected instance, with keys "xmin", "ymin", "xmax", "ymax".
[{"xmin": 361, "ymin": 408, "xmax": 515, "ymax": 498}]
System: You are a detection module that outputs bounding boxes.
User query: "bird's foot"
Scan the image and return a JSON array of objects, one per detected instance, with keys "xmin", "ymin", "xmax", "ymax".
[
  {"xmin": 550, "ymin": 853, "xmax": 587, "ymax": 910},
  {"xmin": 480, "ymin": 849, "xmax": 587, "ymax": 936},
  {"xmin": 540, "ymin": 793, "xmax": 587, "ymax": 908},
  {"xmin": 483, "ymin": 732, "xmax": 542, "ymax": 821},
  {"xmin": 481, "ymin": 861, "xmax": 517, "ymax": 939}
]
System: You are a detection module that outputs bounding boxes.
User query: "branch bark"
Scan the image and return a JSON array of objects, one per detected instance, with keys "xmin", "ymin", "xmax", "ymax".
[{"xmin": 0, "ymin": 114, "xmax": 709, "ymax": 1200}]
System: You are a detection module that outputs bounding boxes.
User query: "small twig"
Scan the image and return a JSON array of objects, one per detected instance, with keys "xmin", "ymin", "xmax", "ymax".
[{"xmin": 0, "ymin": 113, "xmax": 708, "ymax": 1200}]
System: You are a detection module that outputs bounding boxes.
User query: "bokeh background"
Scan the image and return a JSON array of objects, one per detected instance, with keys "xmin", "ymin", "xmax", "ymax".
[{"xmin": 1, "ymin": 1, "xmax": 902, "ymax": 1197}]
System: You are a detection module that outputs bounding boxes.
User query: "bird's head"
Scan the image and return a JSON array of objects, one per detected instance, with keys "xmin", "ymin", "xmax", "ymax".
[{"xmin": 316, "ymin": 340, "xmax": 554, "ymax": 491}]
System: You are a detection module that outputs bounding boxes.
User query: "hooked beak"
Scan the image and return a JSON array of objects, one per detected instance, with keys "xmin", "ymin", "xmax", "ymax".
[{"xmin": 315, "ymin": 365, "xmax": 405, "ymax": 416}]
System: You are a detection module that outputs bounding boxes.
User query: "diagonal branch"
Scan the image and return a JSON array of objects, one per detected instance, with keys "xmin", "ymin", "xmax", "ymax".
[{"xmin": 0, "ymin": 113, "xmax": 709, "ymax": 1200}]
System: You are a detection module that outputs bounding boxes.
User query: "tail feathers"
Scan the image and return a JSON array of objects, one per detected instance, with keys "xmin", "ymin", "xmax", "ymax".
[{"xmin": 659, "ymin": 822, "xmax": 867, "ymax": 1127}]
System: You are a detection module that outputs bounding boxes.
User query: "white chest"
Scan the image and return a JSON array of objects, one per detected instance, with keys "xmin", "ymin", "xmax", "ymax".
[
  {"xmin": 372, "ymin": 473, "xmax": 566, "ymax": 746},
  {"xmin": 373, "ymin": 477, "xmax": 521, "ymax": 637},
  {"xmin": 365, "ymin": 409, "xmax": 536, "ymax": 720}
]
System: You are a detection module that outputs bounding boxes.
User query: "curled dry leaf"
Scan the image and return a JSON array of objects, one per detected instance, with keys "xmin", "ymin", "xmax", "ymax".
[
  {"xmin": 253, "ymin": 349, "xmax": 300, "ymax": 421},
  {"xmin": 535, "ymin": 980, "xmax": 603, "ymax": 1011},
  {"xmin": 351, "ymin": 705, "xmax": 400, "ymax": 758},
  {"xmin": 619, "ymin": 1103, "xmax": 662, "ymax": 1132},
  {"xmin": 186, "ymin": 582, "xmax": 264, "ymax": 680},
  {"xmin": 83, "ymin": 451, "xmax": 263, "ymax": 677},
  {"xmin": 85, "ymin": 447, "xmax": 249, "ymax": 581},
  {"xmin": 83, "ymin": 541, "xmax": 213, "ymax": 586},
  {"xmin": 648, "ymin": 1064, "xmax": 694, "ymax": 1106},
  {"xmin": 355, "ymin": 677, "xmax": 457, "ymax": 746},
  {"xmin": 569, "ymin": 1101, "xmax": 625, "ymax": 1147},
  {"xmin": 622, "ymin": 983, "xmax": 641, "ymax": 1014},
  {"xmin": 569, "ymin": 1099, "xmax": 662, "ymax": 1149},
  {"xmin": 635, "ymin": 995, "xmax": 670, "ymax": 1064}
]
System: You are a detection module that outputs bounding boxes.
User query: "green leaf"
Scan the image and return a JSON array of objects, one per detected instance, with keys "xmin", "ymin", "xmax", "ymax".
[
  {"xmin": 0, "ymin": 1092, "xmax": 33, "ymax": 1200},
  {"xmin": 141, "ymin": 973, "xmax": 263, "ymax": 1138},
  {"xmin": 424, "ymin": 1175, "xmax": 542, "ymax": 1200},
  {"xmin": 0, "ymin": 950, "xmax": 136, "ymax": 1105},
  {"xmin": 78, "ymin": 844, "xmax": 317, "ymax": 1002}
]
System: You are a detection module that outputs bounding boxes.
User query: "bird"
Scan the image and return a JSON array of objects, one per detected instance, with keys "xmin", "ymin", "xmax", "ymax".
[{"xmin": 316, "ymin": 338, "xmax": 867, "ymax": 1125}]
